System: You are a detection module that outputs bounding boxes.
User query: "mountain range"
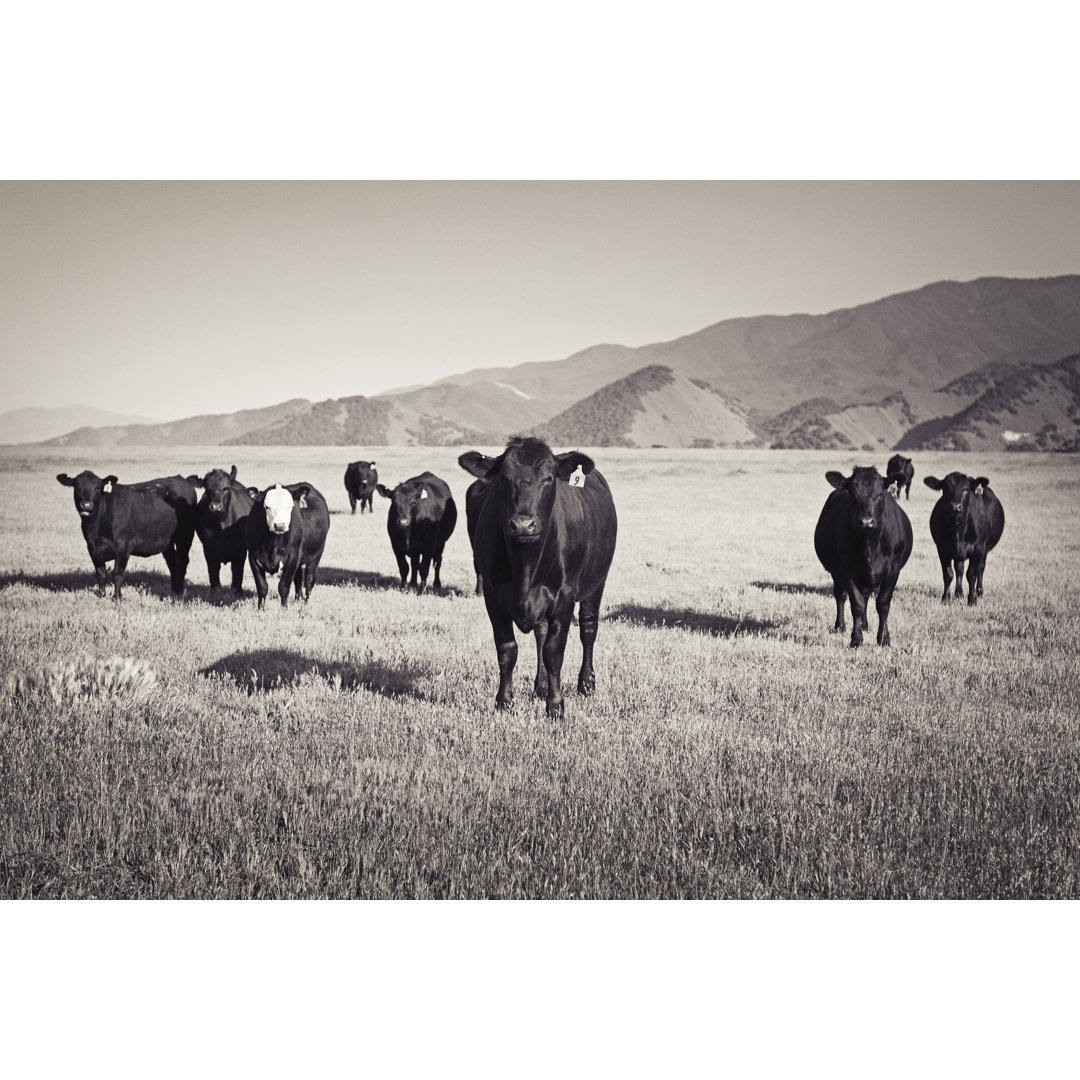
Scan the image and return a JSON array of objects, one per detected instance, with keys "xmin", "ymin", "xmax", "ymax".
[{"xmin": 21, "ymin": 274, "xmax": 1080, "ymax": 452}]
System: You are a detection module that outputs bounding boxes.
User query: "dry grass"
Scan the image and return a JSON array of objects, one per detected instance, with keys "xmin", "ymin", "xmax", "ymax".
[{"xmin": 1, "ymin": 444, "xmax": 1077, "ymax": 898}]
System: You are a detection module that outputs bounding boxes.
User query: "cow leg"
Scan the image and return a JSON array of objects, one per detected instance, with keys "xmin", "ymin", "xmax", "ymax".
[
  {"xmin": 293, "ymin": 564, "xmax": 304, "ymax": 600},
  {"xmin": 541, "ymin": 611, "xmax": 573, "ymax": 720},
  {"xmin": 279, "ymin": 557, "xmax": 298, "ymax": 608},
  {"xmin": 409, "ymin": 554, "xmax": 421, "ymax": 592},
  {"xmin": 92, "ymin": 559, "xmax": 109, "ymax": 597},
  {"xmin": 939, "ymin": 556, "xmax": 954, "ymax": 603},
  {"xmin": 249, "ymin": 555, "xmax": 269, "ymax": 610},
  {"xmin": 205, "ymin": 551, "xmax": 222, "ymax": 591},
  {"xmin": 846, "ymin": 582, "xmax": 867, "ymax": 647},
  {"xmin": 487, "ymin": 608, "xmax": 518, "ymax": 710},
  {"xmin": 364, "ymin": 495, "xmax": 373, "ymax": 513},
  {"xmin": 303, "ymin": 554, "xmax": 322, "ymax": 600},
  {"xmin": 229, "ymin": 554, "xmax": 245, "ymax": 594},
  {"xmin": 349, "ymin": 492, "xmax": 357, "ymax": 514},
  {"xmin": 577, "ymin": 593, "xmax": 602, "ymax": 696},
  {"xmin": 417, "ymin": 551, "xmax": 432, "ymax": 594},
  {"xmin": 533, "ymin": 622, "xmax": 549, "ymax": 698},
  {"xmin": 113, "ymin": 552, "xmax": 131, "ymax": 601},
  {"xmin": 473, "ymin": 565, "xmax": 483, "ymax": 597},
  {"xmin": 953, "ymin": 558, "xmax": 965, "ymax": 601},
  {"xmin": 831, "ymin": 581, "xmax": 847, "ymax": 632},
  {"xmin": 431, "ymin": 549, "xmax": 444, "ymax": 591},
  {"xmin": 875, "ymin": 580, "xmax": 897, "ymax": 646},
  {"xmin": 976, "ymin": 553, "xmax": 987, "ymax": 597},
  {"xmin": 966, "ymin": 557, "xmax": 980, "ymax": 606},
  {"xmin": 173, "ymin": 540, "xmax": 189, "ymax": 596}
]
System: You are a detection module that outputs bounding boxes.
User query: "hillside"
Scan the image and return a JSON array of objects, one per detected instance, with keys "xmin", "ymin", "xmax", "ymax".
[
  {"xmin": 44, "ymin": 399, "xmax": 310, "ymax": 447},
  {"xmin": 32, "ymin": 275, "xmax": 1080, "ymax": 451},
  {"xmin": 0, "ymin": 405, "xmax": 159, "ymax": 445},
  {"xmin": 535, "ymin": 365, "xmax": 757, "ymax": 448}
]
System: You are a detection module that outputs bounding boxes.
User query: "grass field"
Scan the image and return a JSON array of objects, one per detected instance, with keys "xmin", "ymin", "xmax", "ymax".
[{"xmin": 1, "ymin": 443, "xmax": 1077, "ymax": 899}]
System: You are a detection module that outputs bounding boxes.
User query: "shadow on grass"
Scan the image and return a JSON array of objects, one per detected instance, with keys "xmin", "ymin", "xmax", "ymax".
[
  {"xmin": 317, "ymin": 565, "xmax": 471, "ymax": 598},
  {"xmin": 199, "ymin": 648, "xmax": 432, "ymax": 699},
  {"xmin": 751, "ymin": 580, "xmax": 832, "ymax": 596},
  {"xmin": 0, "ymin": 568, "xmax": 186, "ymax": 599},
  {"xmin": 606, "ymin": 603, "xmax": 780, "ymax": 638}
]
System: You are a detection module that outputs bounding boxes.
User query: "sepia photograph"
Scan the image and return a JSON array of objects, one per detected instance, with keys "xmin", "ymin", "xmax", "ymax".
[
  {"xmin": 2, "ymin": 3, "xmax": 1077, "ymax": 1074},
  {"xmin": 4, "ymin": 179, "xmax": 1078, "ymax": 902}
]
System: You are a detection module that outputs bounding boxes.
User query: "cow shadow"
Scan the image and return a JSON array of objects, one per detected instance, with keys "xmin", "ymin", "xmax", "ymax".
[
  {"xmin": 199, "ymin": 648, "xmax": 431, "ymax": 699},
  {"xmin": 606, "ymin": 603, "xmax": 780, "ymax": 638},
  {"xmin": 0, "ymin": 568, "xmax": 184, "ymax": 598},
  {"xmin": 316, "ymin": 566, "xmax": 404, "ymax": 590},
  {"xmin": 751, "ymin": 580, "xmax": 833, "ymax": 596}
]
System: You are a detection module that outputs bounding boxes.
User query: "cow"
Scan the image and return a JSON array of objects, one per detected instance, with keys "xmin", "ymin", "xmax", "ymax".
[
  {"xmin": 923, "ymin": 471, "xmax": 1005, "ymax": 605},
  {"xmin": 459, "ymin": 436, "xmax": 617, "ymax": 719},
  {"xmin": 55, "ymin": 470, "xmax": 197, "ymax": 600},
  {"xmin": 245, "ymin": 482, "xmax": 330, "ymax": 609},
  {"xmin": 185, "ymin": 465, "xmax": 254, "ymax": 594},
  {"xmin": 814, "ymin": 465, "xmax": 913, "ymax": 647},
  {"xmin": 344, "ymin": 460, "xmax": 378, "ymax": 514},
  {"xmin": 886, "ymin": 454, "xmax": 915, "ymax": 500},
  {"xmin": 376, "ymin": 472, "xmax": 457, "ymax": 593}
]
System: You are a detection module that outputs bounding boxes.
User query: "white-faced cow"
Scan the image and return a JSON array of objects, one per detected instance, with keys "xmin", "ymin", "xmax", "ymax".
[
  {"xmin": 376, "ymin": 472, "xmax": 457, "ymax": 593},
  {"xmin": 923, "ymin": 471, "xmax": 1005, "ymax": 605},
  {"xmin": 886, "ymin": 454, "xmax": 915, "ymax": 500},
  {"xmin": 56, "ymin": 470, "xmax": 198, "ymax": 600},
  {"xmin": 344, "ymin": 460, "xmax": 378, "ymax": 514},
  {"xmin": 186, "ymin": 465, "xmax": 254, "ymax": 594},
  {"xmin": 814, "ymin": 465, "xmax": 913, "ymax": 647},
  {"xmin": 245, "ymin": 482, "xmax": 330, "ymax": 609},
  {"xmin": 459, "ymin": 437, "xmax": 617, "ymax": 719}
]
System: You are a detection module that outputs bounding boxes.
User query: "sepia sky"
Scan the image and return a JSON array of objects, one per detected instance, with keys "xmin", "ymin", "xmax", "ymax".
[{"xmin": 2, "ymin": 180, "xmax": 1079, "ymax": 421}]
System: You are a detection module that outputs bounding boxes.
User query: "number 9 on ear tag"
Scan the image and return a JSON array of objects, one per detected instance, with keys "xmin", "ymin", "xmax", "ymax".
[{"xmin": 569, "ymin": 466, "xmax": 585, "ymax": 488}]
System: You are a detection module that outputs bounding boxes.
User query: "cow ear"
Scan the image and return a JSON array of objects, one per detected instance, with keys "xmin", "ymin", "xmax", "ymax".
[
  {"xmin": 229, "ymin": 465, "xmax": 237, "ymax": 483},
  {"xmin": 458, "ymin": 451, "xmax": 497, "ymax": 479},
  {"xmin": 185, "ymin": 474, "xmax": 202, "ymax": 486},
  {"xmin": 974, "ymin": 476, "xmax": 989, "ymax": 492},
  {"xmin": 248, "ymin": 487, "xmax": 263, "ymax": 501},
  {"xmin": 56, "ymin": 473, "xmax": 75, "ymax": 486},
  {"xmin": 825, "ymin": 471, "xmax": 847, "ymax": 490},
  {"xmin": 104, "ymin": 475, "xmax": 119, "ymax": 486},
  {"xmin": 923, "ymin": 476, "xmax": 944, "ymax": 490},
  {"xmin": 886, "ymin": 471, "xmax": 907, "ymax": 493},
  {"xmin": 555, "ymin": 451, "xmax": 595, "ymax": 480},
  {"xmin": 369, "ymin": 460, "xmax": 375, "ymax": 468},
  {"xmin": 376, "ymin": 484, "xmax": 394, "ymax": 499},
  {"xmin": 293, "ymin": 485, "xmax": 310, "ymax": 508}
]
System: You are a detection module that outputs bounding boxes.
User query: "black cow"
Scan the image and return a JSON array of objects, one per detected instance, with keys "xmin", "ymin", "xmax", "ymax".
[
  {"xmin": 344, "ymin": 460, "xmax": 378, "ymax": 514},
  {"xmin": 886, "ymin": 454, "xmax": 915, "ymax": 500},
  {"xmin": 459, "ymin": 436, "xmax": 617, "ymax": 719},
  {"xmin": 923, "ymin": 472, "xmax": 1005, "ymax": 605},
  {"xmin": 376, "ymin": 472, "xmax": 457, "ymax": 593},
  {"xmin": 814, "ymin": 465, "xmax": 913, "ymax": 647},
  {"xmin": 186, "ymin": 465, "xmax": 254, "ymax": 594},
  {"xmin": 56, "ymin": 470, "xmax": 197, "ymax": 600},
  {"xmin": 245, "ymin": 482, "xmax": 330, "ymax": 609}
]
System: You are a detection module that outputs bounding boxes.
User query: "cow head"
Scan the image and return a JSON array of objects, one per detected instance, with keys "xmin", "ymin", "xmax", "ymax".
[
  {"xmin": 57, "ymin": 470, "xmax": 118, "ymax": 517},
  {"xmin": 826, "ymin": 466, "xmax": 899, "ymax": 532},
  {"xmin": 460, "ymin": 437, "xmax": 594, "ymax": 545},
  {"xmin": 192, "ymin": 465, "xmax": 239, "ymax": 519},
  {"xmin": 377, "ymin": 479, "xmax": 432, "ymax": 532},
  {"xmin": 924, "ymin": 472, "xmax": 989, "ymax": 518},
  {"xmin": 250, "ymin": 483, "xmax": 296, "ymax": 534}
]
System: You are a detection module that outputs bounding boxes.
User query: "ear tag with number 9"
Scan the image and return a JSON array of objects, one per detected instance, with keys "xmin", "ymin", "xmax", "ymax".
[{"xmin": 569, "ymin": 466, "xmax": 585, "ymax": 488}]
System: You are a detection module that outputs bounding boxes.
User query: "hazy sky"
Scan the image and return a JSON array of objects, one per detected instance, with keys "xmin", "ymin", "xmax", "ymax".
[{"xmin": 2, "ymin": 181, "xmax": 1079, "ymax": 421}]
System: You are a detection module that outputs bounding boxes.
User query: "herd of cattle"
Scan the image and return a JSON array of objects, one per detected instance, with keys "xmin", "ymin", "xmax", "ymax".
[{"xmin": 54, "ymin": 443, "xmax": 1005, "ymax": 717}]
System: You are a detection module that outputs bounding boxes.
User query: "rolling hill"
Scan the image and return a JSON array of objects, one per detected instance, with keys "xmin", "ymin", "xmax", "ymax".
[
  {"xmin": 33, "ymin": 275, "xmax": 1080, "ymax": 451},
  {"xmin": 0, "ymin": 405, "xmax": 159, "ymax": 445}
]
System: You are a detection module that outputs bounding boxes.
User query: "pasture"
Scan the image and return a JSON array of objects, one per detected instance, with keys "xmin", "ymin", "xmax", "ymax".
[{"xmin": 0, "ymin": 444, "xmax": 1077, "ymax": 899}]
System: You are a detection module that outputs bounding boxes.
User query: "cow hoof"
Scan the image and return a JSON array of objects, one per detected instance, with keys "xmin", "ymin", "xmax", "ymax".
[
  {"xmin": 495, "ymin": 696, "xmax": 514, "ymax": 711},
  {"xmin": 830, "ymin": 624, "xmax": 845, "ymax": 634},
  {"xmin": 849, "ymin": 638, "xmax": 862, "ymax": 649},
  {"xmin": 533, "ymin": 681, "xmax": 547, "ymax": 699},
  {"xmin": 577, "ymin": 675, "xmax": 595, "ymax": 696},
  {"xmin": 546, "ymin": 700, "xmax": 564, "ymax": 720}
]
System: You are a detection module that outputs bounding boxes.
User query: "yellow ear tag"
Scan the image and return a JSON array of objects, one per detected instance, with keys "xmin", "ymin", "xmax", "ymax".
[{"xmin": 569, "ymin": 466, "xmax": 585, "ymax": 488}]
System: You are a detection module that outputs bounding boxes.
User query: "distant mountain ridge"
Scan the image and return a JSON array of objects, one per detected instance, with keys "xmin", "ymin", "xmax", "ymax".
[
  {"xmin": 34, "ymin": 274, "xmax": 1080, "ymax": 452},
  {"xmin": 0, "ymin": 405, "xmax": 159, "ymax": 445}
]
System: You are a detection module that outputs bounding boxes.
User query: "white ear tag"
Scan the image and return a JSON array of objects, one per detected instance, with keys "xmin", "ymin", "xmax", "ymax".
[
  {"xmin": 568, "ymin": 466, "xmax": 585, "ymax": 488},
  {"xmin": 420, "ymin": 488, "xmax": 428, "ymax": 499},
  {"xmin": 887, "ymin": 482, "xmax": 899, "ymax": 499},
  {"xmin": 974, "ymin": 484, "xmax": 983, "ymax": 496},
  {"xmin": 299, "ymin": 494, "xmax": 308, "ymax": 508},
  {"xmin": 103, "ymin": 482, "xmax": 113, "ymax": 494}
]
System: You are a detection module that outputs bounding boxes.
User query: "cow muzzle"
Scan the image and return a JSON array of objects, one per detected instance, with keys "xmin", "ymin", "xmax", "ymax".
[
  {"xmin": 270, "ymin": 522, "xmax": 289, "ymax": 535},
  {"xmin": 209, "ymin": 502, "xmax": 225, "ymax": 515},
  {"xmin": 860, "ymin": 516, "xmax": 876, "ymax": 529},
  {"xmin": 508, "ymin": 514, "xmax": 540, "ymax": 542}
]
